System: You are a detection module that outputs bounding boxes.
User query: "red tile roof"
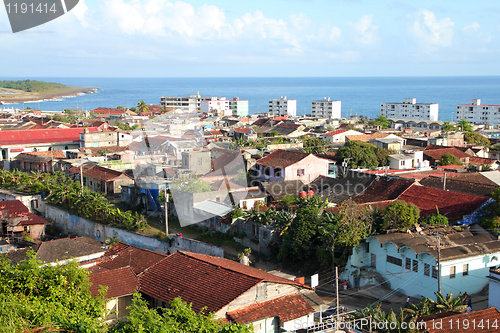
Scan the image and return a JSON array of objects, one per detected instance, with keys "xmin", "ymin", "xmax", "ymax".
[
  {"xmin": 27, "ymin": 150, "xmax": 66, "ymax": 159},
  {"xmin": 89, "ymin": 267, "xmax": 139, "ymax": 298},
  {"xmin": 0, "ymin": 127, "xmax": 98, "ymax": 146},
  {"xmin": 97, "ymin": 243, "xmax": 167, "ymax": 275},
  {"xmin": 139, "ymin": 251, "xmax": 307, "ymax": 314},
  {"xmin": 226, "ymin": 294, "xmax": 314, "ymax": 324},
  {"xmin": 234, "ymin": 127, "xmax": 255, "ymax": 134},
  {"xmin": 423, "ymin": 148, "xmax": 470, "ymax": 160},
  {"xmin": 92, "ymin": 108, "xmax": 128, "ymax": 115},
  {"xmin": 397, "ymin": 185, "xmax": 489, "ymax": 221},
  {"xmin": 324, "ymin": 129, "xmax": 349, "ymax": 136},
  {"xmin": 18, "ymin": 214, "xmax": 49, "ymax": 226},
  {"xmin": 256, "ymin": 150, "xmax": 310, "ymax": 168},
  {"xmin": 0, "ymin": 200, "xmax": 30, "ymax": 218},
  {"xmin": 468, "ymin": 156, "xmax": 498, "ymax": 165},
  {"xmin": 354, "ymin": 178, "xmax": 415, "ymax": 204},
  {"xmin": 69, "ymin": 165, "xmax": 132, "ymax": 182},
  {"xmin": 420, "ymin": 307, "xmax": 500, "ymax": 333}
]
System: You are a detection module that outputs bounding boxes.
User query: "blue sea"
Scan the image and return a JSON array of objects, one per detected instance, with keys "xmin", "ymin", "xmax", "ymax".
[{"xmin": 3, "ymin": 77, "xmax": 500, "ymax": 121}]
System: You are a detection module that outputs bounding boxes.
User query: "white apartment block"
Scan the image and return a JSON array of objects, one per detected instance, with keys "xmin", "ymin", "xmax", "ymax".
[
  {"xmin": 380, "ymin": 98, "xmax": 439, "ymax": 121},
  {"xmin": 268, "ymin": 96, "xmax": 297, "ymax": 117},
  {"xmin": 160, "ymin": 94, "xmax": 204, "ymax": 112},
  {"xmin": 311, "ymin": 97, "xmax": 341, "ymax": 118},
  {"xmin": 200, "ymin": 97, "xmax": 230, "ymax": 116},
  {"xmin": 229, "ymin": 97, "xmax": 249, "ymax": 117},
  {"xmin": 456, "ymin": 99, "xmax": 500, "ymax": 127}
]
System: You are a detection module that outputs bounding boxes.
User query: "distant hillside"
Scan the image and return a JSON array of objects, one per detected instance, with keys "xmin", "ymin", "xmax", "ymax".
[{"xmin": 0, "ymin": 80, "xmax": 69, "ymax": 93}]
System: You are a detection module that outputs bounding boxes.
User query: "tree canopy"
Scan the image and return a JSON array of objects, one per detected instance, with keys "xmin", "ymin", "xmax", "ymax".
[
  {"xmin": 464, "ymin": 131, "xmax": 490, "ymax": 146},
  {"xmin": 441, "ymin": 121, "xmax": 457, "ymax": 133},
  {"xmin": 438, "ymin": 153, "xmax": 462, "ymax": 166},
  {"xmin": 337, "ymin": 140, "xmax": 389, "ymax": 169},
  {"xmin": 382, "ymin": 201, "xmax": 420, "ymax": 231},
  {"xmin": 457, "ymin": 118, "xmax": 473, "ymax": 132},
  {"xmin": 374, "ymin": 115, "xmax": 391, "ymax": 129},
  {"xmin": 301, "ymin": 135, "xmax": 330, "ymax": 154}
]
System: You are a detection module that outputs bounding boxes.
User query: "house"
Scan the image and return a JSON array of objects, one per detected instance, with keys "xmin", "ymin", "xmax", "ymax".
[
  {"xmin": 419, "ymin": 172, "xmax": 498, "ymax": 197},
  {"xmin": 423, "ymin": 147, "xmax": 471, "ymax": 166},
  {"xmin": 388, "ymin": 151, "xmax": 425, "ymax": 170},
  {"xmin": 68, "ymin": 164, "xmax": 133, "ymax": 195},
  {"xmin": 0, "ymin": 127, "xmax": 99, "ymax": 169},
  {"xmin": 181, "ymin": 150, "xmax": 211, "ymax": 175},
  {"xmin": 322, "ymin": 129, "xmax": 363, "ymax": 144},
  {"xmin": 13, "ymin": 150, "xmax": 67, "ymax": 173},
  {"xmin": 0, "ymin": 200, "xmax": 49, "ymax": 242},
  {"xmin": 342, "ymin": 225, "xmax": 500, "ymax": 300},
  {"xmin": 428, "ymin": 132, "xmax": 465, "ymax": 147},
  {"xmin": 2, "ymin": 237, "xmax": 106, "ymax": 266},
  {"xmin": 92, "ymin": 108, "xmax": 136, "ymax": 119},
  {"xmin": 233, "ymin": 127, "xmax": 258, "ymax": 141},
  {"xmin": 254, "ymin": 150, "xmax": 331, "ymax": 184},
  {"xmin": 88, "ymin": 267, "xmax": 139, "ymax": 322},
  {"xmin": 80, "ymin": 128, "xmax": 133, "ymax": 148},
  {"xmin": 346, "ymin": 132, "xmax": 401, "ymax": 142},
  {"xmin": 353, "ymin": 178, "xmax": 415, "ymax": 205},
  {"xmin": 308, "ymin": 172, "xmax": 378, "ymax": 205},
  {"xmin": 371, "ymin": 137, "xmax": 405, "ymax": 152},
  {"xmin": 265, "ymin": 123, "xmax": 307, "ymax": 138},
  {"xmin": 139, "ymin": 251, "xmax": 316, "ymax": 332},
  {"xmin": 488, "ymin": 267, "xmax": 500, "ymax": 310},
  {"xmin": 169, "ymin": 141, "xmax": 202, "ymax": 159}
]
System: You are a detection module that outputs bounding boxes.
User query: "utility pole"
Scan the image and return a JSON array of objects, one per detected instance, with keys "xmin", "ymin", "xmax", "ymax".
[
  {"xmin": 443, "ymin": 172, "xmax": 447, "ymax": 191},
  {"xmin": 437, "ymin": 233, "xmax": 441, "ymax": 293},
  {"xmin": 164, "ymin": 187, "xmax": 169, "ymax": 236},
  {"xmin": 336, "ymin": 266, "xmax": 341, "ymax": 330}
]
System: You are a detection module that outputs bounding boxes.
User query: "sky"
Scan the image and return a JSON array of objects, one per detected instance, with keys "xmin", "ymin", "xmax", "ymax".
[{"xmin": 1, "ymin": 0, "xmax": 500, "ymax": 77}]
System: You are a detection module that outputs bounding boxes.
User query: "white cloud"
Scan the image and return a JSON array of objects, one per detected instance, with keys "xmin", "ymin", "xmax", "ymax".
[
  {"xmin": 463, "ymin": 22, "xmax": 491, "ymax": 43},
  {"xmin": 410, "ymin": 10, "xmax": 454, "ymax": 48},
  {"xmin": 352, "ymin": 14, "xmax": 378, "ymax": 45}
]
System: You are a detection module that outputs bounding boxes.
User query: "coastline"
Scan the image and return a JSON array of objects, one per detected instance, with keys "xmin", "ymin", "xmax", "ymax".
[{"xmin": 0, "ymin": 87, "xmax": 100, "ymax": 105}]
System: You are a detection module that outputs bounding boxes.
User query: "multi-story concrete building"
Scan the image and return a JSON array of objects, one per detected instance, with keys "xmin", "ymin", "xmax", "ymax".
[
  {"xmin": 229, "ymin": 97, "xmax": 249, "ymax": 117},
  {"xmin": 311, "ymin": 97, "xmax": 341, "ymax": 118},
  {"xmin": 456, "ymin": 99, "xmax": 500, "ymax": 127},
  {"xmin": 268, "ymin": 97, "xmax": 296, "ymax": 117},
  {"xmin": 200, "ymin": 97, "xmax": 230, "ymax": 116},
  {"xmin": 381, "ymin": 98, "xmax": 439, "ymax": 121},
  {"xmin": 160, "ymin": 94, "xmax": 205, "ymax": 112}
]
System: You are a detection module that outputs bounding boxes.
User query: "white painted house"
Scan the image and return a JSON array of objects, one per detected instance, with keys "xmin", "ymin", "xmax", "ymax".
[
  {"xmin": 388, "ymin": 151, "xmax": 426, "ymax": 170},
  {"xmin": 342, "ymin": 226, "xmax": 500, "ymax": 300},
  {"xmin": 488, "ymin": 267, "xmax": 500, "ymax": 310},
  {"xmin": 322, "ymin": 129, "xmax": 363, "ymax": 144}
]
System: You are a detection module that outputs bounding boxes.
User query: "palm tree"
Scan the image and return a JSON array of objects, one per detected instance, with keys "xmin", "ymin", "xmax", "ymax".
[
  {"xmin": 404, "ymin": 292, "xmax": 466, "ymax": 318},
  {"xmin": 136, "ymin": 100, "xmax": 149, "ymax": 115}
]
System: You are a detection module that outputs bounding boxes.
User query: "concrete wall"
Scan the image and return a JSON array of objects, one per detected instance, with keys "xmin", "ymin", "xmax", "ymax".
[{"xmin": 44, "ymin": 205, "xmax": 223, "ymax": 257}]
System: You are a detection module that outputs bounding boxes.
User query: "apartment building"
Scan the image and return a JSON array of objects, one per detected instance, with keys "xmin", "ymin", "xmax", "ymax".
[
  {"xmin": 229, "ymin": 97, "xmax": 249, "ymax": 117},
  {"xmin": 456, "ymin": 99, "xmax": 500, "ymax": 127},
  {"xmin": 160, "ymin": 94, "xmax": 204, "ymax": 112},
  {"xmin": 381, "ymin": 98, "xmax": 439, "ymax": 121},
  {"xmin": 311, "ymin": 97, "xmax": 341, "ymax": 118},
  {"xmin": 268, "ymin": 96, "xmax": 296, "ymax": 117},
  {"xmin": 200, "ymin": 97, "xmax": 230, "ymax": 116}
]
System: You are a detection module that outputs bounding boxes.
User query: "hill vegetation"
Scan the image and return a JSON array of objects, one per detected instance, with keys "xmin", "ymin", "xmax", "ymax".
[{"xmin": 0, "ymin": 79, "xmax": 69, "ymax": 93}]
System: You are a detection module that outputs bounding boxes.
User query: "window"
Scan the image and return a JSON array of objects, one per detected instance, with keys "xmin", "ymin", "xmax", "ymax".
[
  {"xmin": 275, "ymin": 168, "xmax": 282, "ymax": 178},
  {"xmin": 463, "ymin": 264, "xmax": 469, "ymax": 276},
  {"xmin": 450, "ymin": 266, "xmax": 456, "ymax": 279},
  {"xmin": 431, "ymin": 266, "xmax": 438, "ymax": 279},
  {"xmin": 424, "ymin": 263, "xmax": 430, "ymax": 276},
  {"xmin": 387, "ymin": 255, "xmax": 402, "ymax": 266},
  {"xmin": 405, "ymin": 258, "xmax": 411, "ymax": 270},
  {"xmin": 412, "ymin": 260, "xmax": 418, "ymax": 272},
  {"xmin": 256, "ymin": 283, "xmax": 267, "ymax": 299},
  {"xmin": 297, "ymin": 169, "xmax": 305, "ymax": 176}
]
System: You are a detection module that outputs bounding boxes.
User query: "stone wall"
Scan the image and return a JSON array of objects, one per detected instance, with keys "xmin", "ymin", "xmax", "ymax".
[{"xmin": 45, "ymin": 204, "xmax": 223, "ymax": 257}]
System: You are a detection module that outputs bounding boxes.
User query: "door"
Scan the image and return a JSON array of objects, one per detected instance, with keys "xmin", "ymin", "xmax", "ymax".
[{"xmin": 371, "ymin": 253, "xmax": 376, "ymax": 267}]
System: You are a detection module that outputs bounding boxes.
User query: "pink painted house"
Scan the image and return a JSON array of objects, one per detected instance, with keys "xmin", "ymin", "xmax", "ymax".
[{"xmin": 254, "ymin": 150, "xmax": 331, "ymax": 184}]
